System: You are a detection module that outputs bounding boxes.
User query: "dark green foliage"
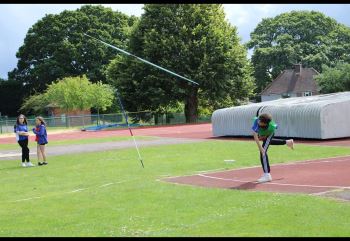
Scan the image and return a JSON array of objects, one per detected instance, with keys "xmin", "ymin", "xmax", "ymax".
[
  {"xmin": 107, "ymin": 4, "xmax": 254, "ymax": 123},
  {"xmin": 315, "ymin": 62, "xmax": 350, "ymax": 93},
  {"xmin": 247, "ymin": 10, "xmax": 350, "ymax": 93},
  {"xmin": 0, "ymin": 80, "xmax": 25, "ymax": 116},
  {"xmin": 8, "ymin": 5, "xmax": 135, "ymax": 96}
]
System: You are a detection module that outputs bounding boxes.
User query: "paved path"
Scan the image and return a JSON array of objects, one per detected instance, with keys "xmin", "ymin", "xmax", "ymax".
[{"xmin": 0, "ymin": 137, "xmax": 207, "ymax": 161}]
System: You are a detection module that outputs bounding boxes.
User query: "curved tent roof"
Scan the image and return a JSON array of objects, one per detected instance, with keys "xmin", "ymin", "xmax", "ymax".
[{"xmin": 212, "ymin": 92, "xmax": 350, "ymax": 139}]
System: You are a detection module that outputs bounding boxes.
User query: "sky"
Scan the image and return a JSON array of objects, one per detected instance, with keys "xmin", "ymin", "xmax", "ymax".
[{"xmin": 0, "ymin": 4, "xmax": 350, "ymax": 79}]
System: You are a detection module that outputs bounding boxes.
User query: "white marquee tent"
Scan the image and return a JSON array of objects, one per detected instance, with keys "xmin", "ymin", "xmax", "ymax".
[{"xmin": 211, "ymin": 92, "xmax": 350, "ymax": 139}]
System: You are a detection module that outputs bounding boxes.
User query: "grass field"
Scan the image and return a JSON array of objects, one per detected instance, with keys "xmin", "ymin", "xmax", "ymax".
[
  {"xmin": 0, "ymin": 135, "xmax": 155, "ymax": 151},
  {"xmin": 1, "ymin": 139, "xmax": 350, "ymax": 236}
]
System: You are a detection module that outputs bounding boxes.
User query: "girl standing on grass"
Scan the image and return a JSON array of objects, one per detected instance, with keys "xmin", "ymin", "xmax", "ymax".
[
  {"xmin": 14, "ymin": 114, "xmax": 34, "ymax": 167},
  {"xmin": 32, "ymin": 116, "xmax": 48, "ymax": 166}
]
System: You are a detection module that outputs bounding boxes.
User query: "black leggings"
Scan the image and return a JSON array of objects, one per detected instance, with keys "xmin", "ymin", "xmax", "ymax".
[
  {"xmin": 260, "ymin": 134, "xmax": 286, "ymax": 173},
  {"xmin": 18, "ymin": 139, "xmax": 30, "ymax": 162}
]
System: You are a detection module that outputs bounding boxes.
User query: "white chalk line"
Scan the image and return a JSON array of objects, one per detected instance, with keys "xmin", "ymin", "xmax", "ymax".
[
  {"xmin": 12, "ymin": 196, "xmax": 41, "ymax": 202},
  {"xmin": 310, "ymin": 188, "xmax": 348, "ymax": 196},
  {"xmin": 197, "ymin": 174, "xmax": 350, "ymax": 190},
  {"xmin": 194, "ymin": 168, "xmax": 227, "ymax": 173},
  {"xmin": 161, "ymin": 155, "xmax": 350, "ymax": 181},
  {"xmin": 10, "ymin": 180, "xmax": 130, "ymax": 203},
  {"xmin": 0, "ymin": 152, "xmax": 36, "ymax": 158},
  {"xmin": 69, "ymin": 188, "xmax": 86, "ymax": 193}
]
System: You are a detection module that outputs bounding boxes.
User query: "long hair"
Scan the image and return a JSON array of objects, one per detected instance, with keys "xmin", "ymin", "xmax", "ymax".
[
  {"xmin": 16, "ymin": 114, "xmax": 28, "ymax": 125},
  {"xmin": 36, "ymin": 116, "xmax": 46, "ymax": 126}
]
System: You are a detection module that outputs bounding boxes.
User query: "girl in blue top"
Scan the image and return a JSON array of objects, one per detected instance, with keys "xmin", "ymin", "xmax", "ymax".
[
  {"xmin": 14, "ymin": 114, "xmax": 34, "ymax": 167},
  {"xmin": 32, "ymin": 116, "xmax": 48, "ymax": 166}
]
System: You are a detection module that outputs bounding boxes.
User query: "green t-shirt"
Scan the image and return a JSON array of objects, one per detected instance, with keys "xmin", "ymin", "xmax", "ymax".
[{"xmin": 252, "ymin": 117, "xmax": 277, "ymax": 137}]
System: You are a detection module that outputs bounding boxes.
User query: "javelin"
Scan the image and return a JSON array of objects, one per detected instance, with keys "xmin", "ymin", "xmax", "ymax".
[
  {"xmin": 84, "ymin": 33, "xmax": 199, "ymax": 86},
  {"xmin": 115, "ymin": 89, "xmax": 144, "ymax": 168}
]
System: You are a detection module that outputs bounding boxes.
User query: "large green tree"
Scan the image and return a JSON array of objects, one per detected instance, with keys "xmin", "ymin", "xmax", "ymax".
[
  {"xmin": 0, "ymin": 79, "xmax": 25, "ymax": 117},
  {"xmin": 8, "ymin": 5, "xmax": 137, "ymax": 96},
  {"xmin": 247, "ymin": 10, "xmax": 350, "ymax": 93},
  {"xmin": 315, "ymin": 62, "xmax": 350, "ymax": 93},
  {"xmin": 107, "ymin": 4, "xmax": 254, "ymax": 123}
]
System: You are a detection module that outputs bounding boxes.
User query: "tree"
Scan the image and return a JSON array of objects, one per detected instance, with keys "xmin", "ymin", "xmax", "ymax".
[
  {"xmin": 20, "ymin": 75, "xmax": 115, "ymax": 125},
  {"xmin": 0, "ymin": 79, "xmax": 26, "ymax": 117},
  {"xmin": 19, "ymin": 93, "xmax": 49, "ymax": 116},
  {"xmin": 91, "ymin": 81, "xmax": 115, "ymax": 124},
  {"xmin": 315, "ymin": 62, "xmax": 350, "ymax": 93},
  {"xmin": 45, "ymin": 75, "xmax": 93, "ymax": 114},
  {"xmin": 106, "ymin": 4, "xmax": 254, "ymax": 123},
  {"xmin": 8, "ymin": 5, "xmax": 137, "ymax": 96},
  {"xmin": 247, "ymin": 10, "xmax": 350, "ymax": 93}
]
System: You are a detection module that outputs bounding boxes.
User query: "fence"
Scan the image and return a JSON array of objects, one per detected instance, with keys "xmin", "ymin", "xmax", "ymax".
[{"xmin": 0, "ymin": 111, "xmax": 211, "ymax": 134}]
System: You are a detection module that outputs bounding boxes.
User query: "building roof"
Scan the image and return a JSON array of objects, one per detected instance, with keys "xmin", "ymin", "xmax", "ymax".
[{"xmin": 260, "ymin": 64, "xmax": 320, "ymax": 95}]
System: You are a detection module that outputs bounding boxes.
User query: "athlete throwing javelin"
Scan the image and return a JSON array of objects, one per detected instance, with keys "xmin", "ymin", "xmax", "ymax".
[{"xmin": 252, "ymin": 113, "xmax": 294, "ymax": 183}]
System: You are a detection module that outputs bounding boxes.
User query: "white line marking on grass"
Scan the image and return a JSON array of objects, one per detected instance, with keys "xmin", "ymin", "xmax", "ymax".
[
  {"xmin": 276, "ymin": 156, "xmax": 350, "ymax": 166},
  {"xmin": 8, "ymin": 179, "xmax": 139, "ymax": 203},
  {"xmin": 13, "ymin": 196, "xmax": 41, "ymax": 202},
  {"xmin": 197, "ymin": 174, "xmax": 350, "ymax": 190},
  {"xmin": 68, "ymin": 188, "xmax": 87, "ymax": 193},
  {"xmin": 0, "ymin": 152, "xmax": 36, "ymax": 158}
]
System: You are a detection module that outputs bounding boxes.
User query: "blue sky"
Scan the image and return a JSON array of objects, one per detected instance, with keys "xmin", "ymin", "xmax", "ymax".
[{"xmin": 0, "ymin": 4, "xmax": 350, "ymax": 79}]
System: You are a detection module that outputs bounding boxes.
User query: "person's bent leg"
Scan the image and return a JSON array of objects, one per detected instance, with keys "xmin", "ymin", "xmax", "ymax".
[{"xmin": 270, "ymin": 138, "xmax": 294, "ymax": 149}]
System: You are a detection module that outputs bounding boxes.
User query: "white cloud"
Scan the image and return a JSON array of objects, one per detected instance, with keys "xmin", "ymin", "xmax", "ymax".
[{"xmin": 0, "ymin": 4, "xmax": 144, "ymax": 79}]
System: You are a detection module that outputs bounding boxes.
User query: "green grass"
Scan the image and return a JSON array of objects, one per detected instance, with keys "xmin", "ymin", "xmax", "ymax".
[
  {"xmin": 1, "ymin": 140, "xmax": 350, "ymax": 236},
  {"xmin": 0, "ymin": 135, "xmax": 155, "ymax": 150}
]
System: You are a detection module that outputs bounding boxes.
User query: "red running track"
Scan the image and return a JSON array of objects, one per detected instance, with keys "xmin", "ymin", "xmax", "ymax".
[
  {"xmin": 2, "ymin": 123, "xmax": 350, "ymax": 146},
  {"xmin": 163, "ymin": 156, "xmax": 350, "ymax": 195}
]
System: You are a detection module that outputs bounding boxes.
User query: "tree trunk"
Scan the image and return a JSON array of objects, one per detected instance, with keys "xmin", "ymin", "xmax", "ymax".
[
  {"xmin": 184, "ymin": 88, "xmax": 198, "ymax": 123},
  {"xmin": 97, "ymin": 108, "xmax": 100, "ymax": 126}
]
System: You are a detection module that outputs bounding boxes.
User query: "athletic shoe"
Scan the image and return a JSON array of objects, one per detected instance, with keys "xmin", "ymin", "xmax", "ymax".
[
  {"xmin": 257, "ymin": 173, "xmax": 272, "ymax": 183},
  {"xmin": 287, "ymin": 139, "xmax": 294, "ymax": 150},
  {"xmin": 22, "ymin": 162, "xmax": 27, "ymax": 167},
  {"xmin": 42, "ymin": 162, "xmax": 48, "ymax": 165},
  {"xmin": 38, "ymin": 162, "xmax": 43, "ymax": 166},
  {"xmin": 26, "ymin": 162, "xmax": 35, "ymax": 167}
]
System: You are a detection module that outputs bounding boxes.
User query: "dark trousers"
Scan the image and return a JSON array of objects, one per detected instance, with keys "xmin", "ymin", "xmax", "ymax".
[
  {"xmin": 18, "ymin": 139, "xmax": 30, "ymax": 162},
  {"xmin": 260, "ymin": 134, "xmax": 286, "ymax": 173}
]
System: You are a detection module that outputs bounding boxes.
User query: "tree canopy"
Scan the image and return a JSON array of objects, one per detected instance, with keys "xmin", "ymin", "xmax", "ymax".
[
  {"xmin": 0, "ymin": 80, "xmax": 25, "ymax": 117},
  {"xmin": 106, "ymin": 4, "xmax": 255, "ymax": 122},
  {"xmin": 20, "ymin": 75, "xmax": 114, "ymax": 116},
  {"xmin": 8, "ymin": 5, "xmax": 137, "ymax": 95},
  {"xmin": 315, "ymin": 62, "xmax": 350, "ymax": 94},
  {"xmin": 247, "ymin": 10, "xmax": 350, "ymax": 93}
]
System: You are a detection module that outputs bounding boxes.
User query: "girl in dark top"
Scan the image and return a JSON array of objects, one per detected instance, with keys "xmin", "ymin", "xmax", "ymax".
[{"xmin": 14, "ymin": 114, "xmax": 34, "ymax": 167}]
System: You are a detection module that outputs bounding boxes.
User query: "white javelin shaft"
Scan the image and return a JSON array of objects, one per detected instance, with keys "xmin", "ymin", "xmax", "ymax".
[{"xmin": 84, "ymin": 33, "xmax": 199, "ymax": 86}]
